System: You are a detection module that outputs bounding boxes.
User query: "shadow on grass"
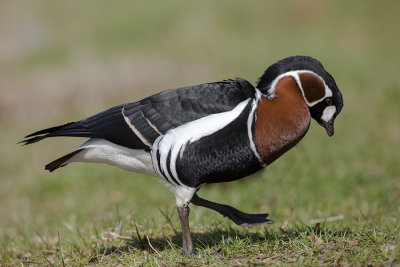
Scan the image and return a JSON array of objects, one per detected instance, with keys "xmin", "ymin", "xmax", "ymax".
[{"xmin": 90, "ymin": 223, "xmax": 351, "ymax": 262}]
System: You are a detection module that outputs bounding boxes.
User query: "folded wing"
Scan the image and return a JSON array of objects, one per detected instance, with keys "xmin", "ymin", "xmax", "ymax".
[
  {"xmin": 122, "ymin": 78, "xmax": 256, "ymax": 145},
  {"xmin": 21, "ymin": 78, "xmax": 256, "ymax": 149}
]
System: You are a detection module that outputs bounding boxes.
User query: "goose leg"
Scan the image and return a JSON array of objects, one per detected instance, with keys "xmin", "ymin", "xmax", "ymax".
[
  {"xmin": 177, "ymin": 205, "xmax": 195, "ymax": 256},
  {"xmin": 191, "ymin": 193, "xmax": 273, "ymax": 227}
]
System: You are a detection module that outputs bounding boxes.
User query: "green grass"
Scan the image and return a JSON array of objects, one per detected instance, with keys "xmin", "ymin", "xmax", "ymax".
[
  {"xmin": 1, "ymin": 0, "xmax": 400, "ymax": 266},
  {"xmin": 2, "ymin": 211, "xmax": 399, "ymax": 265}
]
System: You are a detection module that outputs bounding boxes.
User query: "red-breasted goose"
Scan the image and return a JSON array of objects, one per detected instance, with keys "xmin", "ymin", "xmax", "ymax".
[{"xmin": 21, "ymin": 56, "xmax": 344, "ymax": 256}]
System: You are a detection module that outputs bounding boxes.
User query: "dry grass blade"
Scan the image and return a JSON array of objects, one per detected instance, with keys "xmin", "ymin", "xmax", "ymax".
[
  {"xmin": 42, "ymin": 251, "xmax": 55, "ymax": 267},
  {"xmin": 146, "ymin": 235, "xmax": 162, "ymax": 258},
  {"xmin": 310, "ymin": 215, "xmax": 345, "ymax": 224}
]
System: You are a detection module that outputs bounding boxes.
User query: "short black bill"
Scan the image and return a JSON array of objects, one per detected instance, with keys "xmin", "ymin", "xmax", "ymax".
[{"xmin": 322, "ymin": 119, "xmax": 334, "ymax": 136}]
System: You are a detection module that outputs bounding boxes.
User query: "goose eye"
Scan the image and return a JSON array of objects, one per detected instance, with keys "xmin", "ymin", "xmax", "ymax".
[{"xmin": 325, "ymin": 98, "xmax": 333, "ymax": 106}]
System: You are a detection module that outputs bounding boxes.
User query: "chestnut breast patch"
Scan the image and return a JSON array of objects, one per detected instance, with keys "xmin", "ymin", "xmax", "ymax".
[{"xmin": 254, "ymin": 77, "xmax": 311, "ymax": 165}]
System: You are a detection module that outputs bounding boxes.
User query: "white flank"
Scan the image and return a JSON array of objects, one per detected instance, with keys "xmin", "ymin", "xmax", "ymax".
[
  {"xmin": 268, "ymin": 70, "xmax": 332, "ymax": 107},
  {"xmin": 65, "ymin": 138, "xmax": 157, "ymax": 176},
  {"xmin": 64, "ymin": 138, "xmax": 197, "ymax": 207},
  {"xmin": 152, "ymin": 99, "xmax": 251, "ymax": 185},
  {"xmin": 321, "ymin": 106, "xmax": 336, "ymax": 122}
]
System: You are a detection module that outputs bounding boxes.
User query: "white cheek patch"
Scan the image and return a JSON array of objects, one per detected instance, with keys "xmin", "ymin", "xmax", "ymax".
[{"xmin": 321, "ymin": 106, "xmax": 336, "ymax": 122}]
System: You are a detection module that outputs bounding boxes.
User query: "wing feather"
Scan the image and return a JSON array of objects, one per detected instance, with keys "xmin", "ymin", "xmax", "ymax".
[
  {"xmin": 22, "ymin": 78, "xmax": 256, "ymax": 149},
  {"xmin": 122, "ymin": 78, "xmax": 256, "ymax": 144}
]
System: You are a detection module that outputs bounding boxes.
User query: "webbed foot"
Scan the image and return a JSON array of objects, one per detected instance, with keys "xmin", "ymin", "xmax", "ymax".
[{"xmin": 190, "ymin": 194, "xmax": 273, "ymax": 227}]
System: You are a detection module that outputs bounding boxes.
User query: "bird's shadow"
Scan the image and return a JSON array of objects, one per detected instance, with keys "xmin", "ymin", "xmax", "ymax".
[{"xmin": 90, "ymin": 223, "xmax": 350, "ymax": 261}]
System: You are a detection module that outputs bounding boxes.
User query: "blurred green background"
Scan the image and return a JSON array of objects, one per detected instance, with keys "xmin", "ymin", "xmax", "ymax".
[{"xmin": 1, "ymin": 0, "xmax": 399, "ymax": 262}]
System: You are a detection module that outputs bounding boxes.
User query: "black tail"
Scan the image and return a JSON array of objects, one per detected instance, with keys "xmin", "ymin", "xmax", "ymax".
[
  {"xmin": 19, "ymin": 121, "xmax": 93, "ymax": 145},
  {"xmin": 19, "ymin": 104, "xmax": 148, "ymax": 150},
  {"xmin": 45, "ymin": 148, "xmax": 84, "ymax": 172}
]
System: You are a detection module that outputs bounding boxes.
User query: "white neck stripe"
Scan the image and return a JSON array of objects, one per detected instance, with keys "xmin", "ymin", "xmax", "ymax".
[
  {"xmin": 268, "ymin": 70, "xmax": 332, "ymax": 107},
  {"xmin": 247, "ymin": 89, "xmax": 263, "ymax": 164}
]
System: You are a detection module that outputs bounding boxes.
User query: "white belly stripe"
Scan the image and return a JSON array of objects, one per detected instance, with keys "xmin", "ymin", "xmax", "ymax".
[{"xmin": 151, "ymin": 99, "xmax": 251, "ymax": 185}]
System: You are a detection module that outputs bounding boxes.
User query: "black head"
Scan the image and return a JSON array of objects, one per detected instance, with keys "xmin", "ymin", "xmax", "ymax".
[{"xmin": 257, "ymin": 56, "xmax": 343, "ymax": 136}]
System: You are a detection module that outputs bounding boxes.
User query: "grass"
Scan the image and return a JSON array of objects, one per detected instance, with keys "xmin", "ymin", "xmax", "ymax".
[
  {"xmin": 2, "ymin": 212, "xmax": 399, "ymax": 265},
  {"xmin": 1, "ymin": 0, "xmax": 400, "ymax": 266}
]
